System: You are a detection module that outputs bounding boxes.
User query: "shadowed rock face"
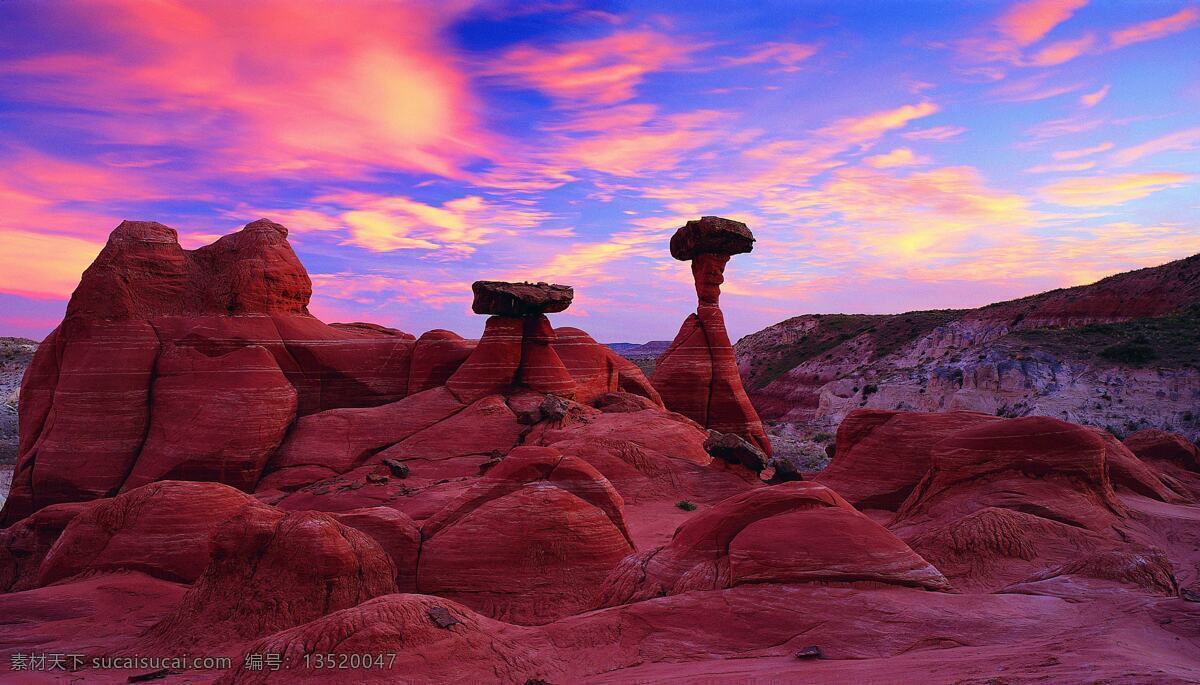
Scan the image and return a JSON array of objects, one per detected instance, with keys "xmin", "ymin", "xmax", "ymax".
[
  {"xmin": 471, "ymin": 280, "xmax": 573, "ymax": 316},
  {"xmin": 653, "ymin": 217, "xmax": 771, "ymax": 455}
]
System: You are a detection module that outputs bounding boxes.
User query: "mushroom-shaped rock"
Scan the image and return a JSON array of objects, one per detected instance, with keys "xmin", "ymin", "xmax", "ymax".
[
  {"xmin": 652, "ymin": 216, "xmax": 770, "ymax": 454},
  {"xmin": 146, "ymin": 509, "xmax": 396, "ymax": 649},
  {"xmin": 418, "ymin": 446, "xmax": 634, "ymax": 625},
  {"xmin": 471, "ymin": 280, "xmax": 573, "ymax": 316},
  {"xmin": 669, "ymin": 216, "xmax": 755, "ymax": 261},
  {"xmin": 599, "ymin": 481, "xmax": 948, "ymax": 606},
  {"xmin": 38, "ymin": 481, "xmax": 272, "ymax": 586}
]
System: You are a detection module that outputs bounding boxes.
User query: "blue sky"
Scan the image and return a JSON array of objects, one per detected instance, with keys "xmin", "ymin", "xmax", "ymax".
[{"xmin": 1, "ymin": 0, "xmax": 1198, "ymax": 342}]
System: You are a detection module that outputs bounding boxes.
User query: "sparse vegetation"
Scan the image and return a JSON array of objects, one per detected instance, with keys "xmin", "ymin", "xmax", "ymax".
[
  {"xmin": 744, "ymin": 310, "xmax": 963, "ymax": 389},
  {"xmin": 676, "ymin": 500, "xmax": 697, "ymax": 512},
  {"xmin": 1015, "ymin": 304, "xmax": 1199, "ymax": 369}
]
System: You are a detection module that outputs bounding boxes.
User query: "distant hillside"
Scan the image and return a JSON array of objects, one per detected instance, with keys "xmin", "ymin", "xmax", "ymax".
[
  {"xmin": 609, "ymin": 340, "xmax": 672, "ymax": 377},
  {"xmin": 1, "ymin": 337, "xmax": 38, "ymax": 465},
  {"xmin": 734, "ymin": 253, "xmax": 1200, "ymax": 441}
]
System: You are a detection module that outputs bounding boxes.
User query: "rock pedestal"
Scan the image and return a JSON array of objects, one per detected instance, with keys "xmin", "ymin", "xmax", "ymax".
[
  {"xmin": 652, "ymin": 217, "xmax": 771, "ymax": 455},
  {"xmin": 447, "ymin": 281, "xmax": 579, "ymax": 402}
]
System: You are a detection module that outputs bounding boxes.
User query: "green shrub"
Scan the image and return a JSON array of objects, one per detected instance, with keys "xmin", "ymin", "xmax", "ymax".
[
  {"xmin": 1099, "ymin": 343, "xmax": 1158, "ymax": 364},
  {"xmin": 676, "ymin": 500, "xmax": 697, "ymax": 512}
]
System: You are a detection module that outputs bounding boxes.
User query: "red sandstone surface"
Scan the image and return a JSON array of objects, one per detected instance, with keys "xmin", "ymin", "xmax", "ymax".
[{"xmin": 1, "ymin": 218, "xmax": 1198, "ymax": 684}]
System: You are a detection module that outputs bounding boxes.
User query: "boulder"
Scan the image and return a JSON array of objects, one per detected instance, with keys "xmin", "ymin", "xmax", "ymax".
[
  {"xmin": 669, "ymin": 216, "xmax": 755, "ymax": 261},
  {"xmin": 1124, "ymin": 429, "xmax": 1200, "ymax": 471},
  {"xmin": 418, "ymin": 447, "xmax": 634, "ymax": 625},
  {"xmin": 38, "ymin": 481, "xmax": 271, "ymax": 586},
  {"xmin": 146, "ymin": 509, "xmax": 396, "ymax": 649},
  {"xmin": 471, "ymin": 280, "xmax": 573, "ymax": 316},
  {"xmin": 599, "ymin": 481, "xmax": 949, "ymax": 606},
  {"xmin": 817, "ymin": 409, "xmax": 1002, "ymax": 510}
]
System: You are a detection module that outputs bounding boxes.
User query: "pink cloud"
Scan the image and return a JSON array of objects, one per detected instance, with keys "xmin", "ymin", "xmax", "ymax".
[
  {"xmin": 1, "ymin": 0, "xmax": 490, "ymax": 178},
  {"xmin": 1079, "ymin": 84, "xmax": 1111, "ymax": 107},
  {"xmin": 1110, "ymin": 7, "xmax": 1200, "ymax": 48},
  {"xmin": 995, "ymin": 0, "xmax": 1089, "ymax": 47},
  {"xmin": 722, "ymin": 42, "xmax": 821, "ymax": 72},
  {"xmin": 483, "ymin": 29, "xmax": 697, "ymax": 106}
]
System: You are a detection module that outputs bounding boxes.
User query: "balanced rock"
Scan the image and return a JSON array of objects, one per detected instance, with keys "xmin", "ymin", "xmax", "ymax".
[
  {"xmin": 471, "ymin": 280, "xmax": 573, "ymax": 316},
  {"xmin": 652, "ymin": 217, "xmax": 770, "ymax": 454},
  {"xmin": 669, "ymin": 216, "xmax": 755, "ymax": 261}
]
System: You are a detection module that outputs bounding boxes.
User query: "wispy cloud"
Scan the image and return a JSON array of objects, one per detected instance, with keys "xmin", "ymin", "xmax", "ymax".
[
  {"xmin": 1041, "ymin": 172, "xmax": 1195, "ymax": 206},
  {"xmin": 1110, "ymin": 7, "xmax": 1200, "ymax": 48}
]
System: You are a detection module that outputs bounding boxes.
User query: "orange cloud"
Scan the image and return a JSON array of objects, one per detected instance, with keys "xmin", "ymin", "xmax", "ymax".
[
  {"xmin": 1040, "ymin": 172, "xmax": 1194, "ymax": 206},
  {"xmin": 1079, "ymin": 84, "xmax": 1110, "ymax": 107},
  {"xmin": 822, "ymin": 102, "xmax": 940, "ymax": 142},
  {"xmin": 1025, "ymin": 161, "xmax": 1096, "ymax": 173},
  {"xmin": 0, "ymin": 230, "xmax": 103, "ymax": 299},
  {"xmin": 295, "ymin": 192, "xmax": 555, "ymax": 256},
  {"xmin": 903, "ymin": 126, "xmax": 967, "ymax": 141},
  {"xmin": 864, "ymin": 148, "xmax": 930, "ymax": 168},
  {"xmin": 1110, "ymin": 7, "xmax": 1200, "ymax": 48}
]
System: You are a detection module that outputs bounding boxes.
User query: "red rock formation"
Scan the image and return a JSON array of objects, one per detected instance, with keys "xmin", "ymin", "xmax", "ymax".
[
  {"xmin": 652, "ymin": 217, "xmax": 770, "ymax": 454},
  {"xmin": 0, "ymin": 502, "xmax": 85, "ymax": 592},
  {"xmin": 1125, "ymin": 429, "xmax": 1200, "ymax": 471},
  {"xmin": 891, "ymin": 416, "xmax": 1172, "ymax": 592},
  {"xmin": 121, "ymin": 344, "xmax": 297, "ymax": 492},
  {"xmin": 217, "ymin": 595, "xmax": 551, "ymax": 685},
  {"xmin": 818, "ymin": 409, "xmax": 1003, "ymax": 510},
  {"xmin": 1, "ymin": 219, "xmax": 418, "ymax": 523},
  {"xmin": 331, "ymin": 507, "xmax": 422, "ymax": 592},
  {"xmin": 418, "ymin": 446, "xmax": 634, "ymax": 624},
  {"xmin": 408, "ymin": 329, "xmax": 475, "ymax": 394},
  {"xmin": 37, "ymin": 481, "xmax": 271, "ymax": 586},
  {"xmin": 146, "ymin": 509, "xmax": 396, "ymax": 649},
  {"xmin": 552, "ymin": 326, "xmax": 663, "ymax": 405},
  {"xmin": 600, "ymin": 481, "xmax": 948, "ymax": 606}
]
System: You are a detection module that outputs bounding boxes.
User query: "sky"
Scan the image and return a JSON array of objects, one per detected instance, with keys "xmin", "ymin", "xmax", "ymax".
[{"xmin": 1, "ymin": 0, "xmax": 1198, "ymax": 343}]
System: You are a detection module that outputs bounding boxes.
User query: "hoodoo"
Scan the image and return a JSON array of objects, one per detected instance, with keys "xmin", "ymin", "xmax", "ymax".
[
  {"xmin": 446, "ymin": 280, "xmax": 578, "ymax": 401},
  {"xmin": 652, "ymin": 217, "xmax": 771, "ymax": 454}
]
